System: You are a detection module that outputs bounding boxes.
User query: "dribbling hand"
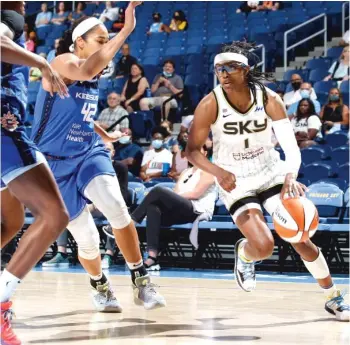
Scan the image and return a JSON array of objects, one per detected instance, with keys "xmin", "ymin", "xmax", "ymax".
[
  {"xmin": 281, "ymin": 173, "xmax": 308, "ymax": 199},
  {"xmin": 217, "ymin": 168, "xmax": 236, "ymax": 192},
  {"xmin": 41, "ymin": 61, "xmax": 69, "ymax": 99}
]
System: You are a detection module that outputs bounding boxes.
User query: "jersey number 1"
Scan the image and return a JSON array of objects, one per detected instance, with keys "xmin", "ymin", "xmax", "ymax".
[
  {"xmin": 244, "ymin": 138, "xmax": 249, "ymax": 149},
  {"xmin": 81, "ymin": 102, "xmax": 97, "ymax": 123}
]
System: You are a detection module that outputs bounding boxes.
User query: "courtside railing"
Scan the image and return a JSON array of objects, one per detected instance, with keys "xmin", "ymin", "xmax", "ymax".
[{"xmin": 284, "ymin": 14, "xmax": 327, "ymax": 71}]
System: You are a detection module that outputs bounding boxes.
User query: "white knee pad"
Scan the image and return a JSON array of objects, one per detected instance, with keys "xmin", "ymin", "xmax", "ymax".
[
  {"xmin": 302, "ymin": 249, "xmax": 330, "ymax": 280},
  {"xmin": 84, "ymin": 175, "xmax": 131, "ymax": 230},
  {"xmin": 67, "ymin": 206, "xmax": 100, "ymax": 260}
]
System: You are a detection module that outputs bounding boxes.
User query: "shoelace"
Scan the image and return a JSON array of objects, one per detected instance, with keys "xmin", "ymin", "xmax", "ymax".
[
  {"xmin": 2, "ymin": 309, "xmax": 14, "ymax": 329},
  {"xmin": 241, "ymin": 263, "xmax": 255, "ymax": 281},
  {"xmin": 142, "ymin": 283, "xmax": 159, "ymax": 296},
  {"xmin": 329, "ymin": 290, "xmax": 350, "ymax": 310}
]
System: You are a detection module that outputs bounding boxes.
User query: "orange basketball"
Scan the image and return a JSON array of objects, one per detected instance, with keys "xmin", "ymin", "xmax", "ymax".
[{"xmin": 273, "ymin": 197, "xmax": 319, "ymax": 243}]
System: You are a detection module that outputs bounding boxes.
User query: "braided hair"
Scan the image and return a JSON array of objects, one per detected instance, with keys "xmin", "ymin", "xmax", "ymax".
[{"xmin": 220, "ymin": 41, "xmax": 274, "ymax": 107}]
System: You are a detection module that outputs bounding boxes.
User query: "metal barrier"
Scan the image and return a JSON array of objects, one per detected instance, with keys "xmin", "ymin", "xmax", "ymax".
[
  {"xmin": 284, "ymin": 14, "xmax": 327, "ymax": 72},
  {"xmin": 213, "ymin": 44, "xmax": 265, "ymax": 89},
  {"xmin": 343, "ymin": 2, "xmax": 349, "ymax": 36}
]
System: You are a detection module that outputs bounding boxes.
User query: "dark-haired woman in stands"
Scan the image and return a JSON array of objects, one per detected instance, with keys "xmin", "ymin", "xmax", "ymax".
[
  {"xmin": 132, "ymin": 145, "xmax": 216, "ymax": 271},
  {"xmin": 320, "ymin": 88, "xmax": 349, "ymax": 135},
  {"xmin": 162, "ymin": 10, "xmax": 188, "ymax": 33},
  {"xmin": 68, "ymin": 2, "xmax": 85, "ymax": 25},
  {"xmin": 290, "ymin": 98, "xmax": 322, "ymax": 148},
  {"xmin": 121, "ymin": 63, "xmax": 149, "ymax": 112}
]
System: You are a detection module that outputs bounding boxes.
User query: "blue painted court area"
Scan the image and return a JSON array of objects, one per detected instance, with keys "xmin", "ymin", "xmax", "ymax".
[{"xmin": 34, "ymin": 265, "xmax": 350, "ymax": 285}]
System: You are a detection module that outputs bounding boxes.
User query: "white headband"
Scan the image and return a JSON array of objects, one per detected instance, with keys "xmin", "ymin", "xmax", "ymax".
[
  {"xmin": 214, "ymin": 53, "xmax": 249, "ymax": 66},
  {"xmin": 69, "ymin": 17, "xmax": 103, "ymax": 52}
]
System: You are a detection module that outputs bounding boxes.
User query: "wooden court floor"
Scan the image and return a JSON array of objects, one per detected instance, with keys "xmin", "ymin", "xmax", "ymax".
[{"xmin": 12, "ymin": 271, "xmax": 349, "ymax": 345}]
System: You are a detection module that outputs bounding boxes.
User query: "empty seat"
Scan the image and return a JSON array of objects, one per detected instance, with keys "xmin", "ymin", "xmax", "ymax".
[
  {"xmin": 316, "ymin": 178, "xmax": 348, "ymax": 192},
  {"xmin": 338, "ymin": 163, "xmax": 349, "ymax": 182},
  {"xmin": 305, "ymin": 58, "xmax": 330, "ymax": 70},
  {"xmin": 308, "ymin": 69, "xmax": 330, "ymax": 84},
  {"xmin": 313, "ymin": 81, "xmax": 338, "ymax": 95},
  {"xmin": 300, "ymin": 147, "xmax": 323, "ymax": 165},
  {"xmin": 332, "ymin": 146, "xmax": 349, "ymax": 165},
  {"xmin": 327, "ymin": 47, "xmax": 343, "ymax": 60},
  {"xmin": 304, "ymin": 162, "xmax": 333, "ymax": 183},
  {"xmin": 325, "ymin": 132, "xmax": 348, "ymax": 149}
]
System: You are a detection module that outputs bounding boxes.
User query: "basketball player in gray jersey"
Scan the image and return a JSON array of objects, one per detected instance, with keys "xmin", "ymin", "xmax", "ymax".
[{"xmin": 186, "ymin": 42, "xmax": 349, "ymax": 321}]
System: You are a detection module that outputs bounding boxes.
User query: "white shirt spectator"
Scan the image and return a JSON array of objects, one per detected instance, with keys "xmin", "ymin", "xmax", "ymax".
[
  {"xmin": 283, "ymin": 89, "xmax": 317, "ymax": 107},
  {"xmin": 328, "ymin": 61, "xmax": 350, "ymax": 80},
  {"xmin": 99, "ymin": 6, "xmax": 119, "ymax": 22},
  {"xmin": 291, "ymin": 115, "xmax": 322, "ymax": 134},
  {"xmin": 342, "ymin": 30, "xmax": 350, "ymax": 44},
  {"xmin": 142, "ymin": 149, "xmax": 173, "ymax": 175},
  {"xmin": 98, "ymin": 106, "xmax": 128, "ymax": 130},
  {"xmin": 181, "ymin": 115, "xmax": 194, "ymax": 132}
]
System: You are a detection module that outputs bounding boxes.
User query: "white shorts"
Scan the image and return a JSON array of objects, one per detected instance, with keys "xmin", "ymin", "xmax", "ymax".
[
  {"xmin": 1, "ymin": 151, "xmax": 47, "ymax": 191},
  {"xmin": 146, "ymin": 96, "xmax": 178, "ymax": 109},
  {"xmin": 218, "ymin": 160, "xmax": 286, "ymax": 221}
]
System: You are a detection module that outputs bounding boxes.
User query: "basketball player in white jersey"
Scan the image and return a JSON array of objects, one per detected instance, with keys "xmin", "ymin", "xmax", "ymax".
[{"xmin": 186, "ymin": 42, "xmax": 349, "ymax": 321}]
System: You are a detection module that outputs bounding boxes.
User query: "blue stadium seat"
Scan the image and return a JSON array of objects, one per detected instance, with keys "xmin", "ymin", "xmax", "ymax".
[
  {"xmin": 142, "ymin": 56, "xmax": 160, "ymax": 66},
  {"xmin": 112, "ymin": 77, "xmax": 127, "ymax": 94},
  {"xmin": 338, "ymin": 163, "xmax": 349, "ymax": 182},
  {"xmin": 98, "ymin": 78, "xmax": 112, "ymax": 90},
  {"xmin": 146, "ymin": 39, "xmax": 164, "ymax": 49},
  {"xmin": 186, "ymin": 45, "xmax": 203, "ymax": 55},
  {"xmin": 340, "ymin": 80, "xmax": 350, "ymax": 94},
  {"xmin": 332, "ymin": 146, "xmax": 349, "ymax": 166},
  {"xmin": 143, "ymin": 48, "xmax": 161, "ymax": 59},
  {"xmin": 305, "ymin": 58, "xmax": 331, "ymax": 70},
  {"xmin": 129, "ymin": 111, "xmax": 155, "ymax": 140},
  {"xmin": 143, "ymin": 65, "xmax": 159, "ymax": 84},
  {"xmin": 325, "ymin": 132, "xmax": 348, "ymax": 149},
  {"xmin": 28, "ymin": 82, "xmax": 40, "ymax": 93},
  {"xmin": 308, "ymin": 69, "xmax": 330, "ymax": 84},
  {"xmin": 36, "ymin": 25, "xmax": 52, "ymax": 40},
  {"xmin": 297, "ymin": 178, "xmax": 311, "ymax": 186},
  {"xmin": 316, "ymin": 178, "xmax": 348, "ymax": 192},
  {"xmin": 304, "ymin": 162, "xmax": 333, "ymax": 183},
  {"xmin": 185, "ymin": 74, "xmax": 204, "ymax": 86},
  {"xmin": 300, "ymin": 147, "xmax": 323, "ymax": 165},
  {"xmin": 164, "ymin": 46, "xmax": 185, "ymax": 57},
  {"xmin": 313, "ymin": 81, "xmax": 338, "ymax": 95},
  {"xmin": 327, "ymin": 47, "xmax": 343, "ymax": 60},
  {"xmin": 307, "ymin": 182, "xmax": 344, "ymax": 219}
]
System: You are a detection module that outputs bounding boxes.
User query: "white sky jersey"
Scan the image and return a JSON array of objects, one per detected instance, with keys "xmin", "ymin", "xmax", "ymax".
[{"xmin": 211, "ymin": 84, "xmax": 280, "ymax": 178}]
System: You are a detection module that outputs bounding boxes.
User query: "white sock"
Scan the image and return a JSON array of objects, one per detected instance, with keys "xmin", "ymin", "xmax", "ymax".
[
  {"xmin": 323, "ymin": 284, "xmax": 338, "ymax": 300},
  {"xmin": 0, "ymin": 269, "xmax": 21, "ymax": 303},
  {"xmin": 126, "ymin": 260, "xmax": 143, "ymax": 270},
  {"xmin": 90, "ymin": 273, "xmax": 103, "ymax": 281},
  {"xmin": 238, "ymin": 241, "xmax": 253, "ymax": 263}
]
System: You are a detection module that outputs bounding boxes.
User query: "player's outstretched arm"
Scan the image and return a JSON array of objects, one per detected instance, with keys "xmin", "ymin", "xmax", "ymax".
[
  {"xmin": 52, "ymin": 1, "xmax": 142, "ymax": 82},
  {"xmin": 186, "ymin": 93, "xmax": 236, "ymax": 192}
]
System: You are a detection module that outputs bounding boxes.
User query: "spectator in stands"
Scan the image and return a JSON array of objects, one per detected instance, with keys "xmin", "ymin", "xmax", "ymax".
[
  {"xmin": 256, "ymin": 1, "xmax": 282, "ymax": 11},
  {"xmin": 324, "ymin": 46, "xmax": 350, "ymax": 83},
  {"xmin": 168, "ymin": 132, "xmax": 189, "ymax": 180},
  {"xmin": 35, "ymin": 2, "xmax": 52, "ymax": 28},
  {"xmin": 180, "ymin": 115, "xmax": 194, "ymax": 133},
  {"xmin": 140, "ymin": 60, "xmax": 184, "ymax": 120},
  {"xmin": 290, "ymin": 99, "xmax": 321, "ymax": 148},
  {"xmin": 51, "ymin": 2, "xmax": 68, "ymax": 25},
  {"xmin": 114, "ymin": 128, "xmax": 144, "ymax": 177},
  {"xmin": 112, "ymin": 7, "xmax": 126, "ymax": 32},
  {"xmin": 68, "ymin": 1, "xmax": 85, "ymax": 24},
  {"xmin": 287, "ymin": 82, "xmax": 321, "ymax": 116},
  {"xmin": 29, "ymin": 53, "xmax": 47, "ymax": 81},
  {"xmin": 320, "ymin": 88, "xmax": 349, "ymax": 135},
  {"xmin": 115, "ymin": 43, "xmax": 138, "ymax": 77},
  {"xmin": 132, "ymin": 145, "xmax": 216, "ymax": 270},
  {"xmin": 236, "ymin": 1, "xmax": 259, "ymax": 14},
  {"xmin": 100, "ymin": 60, "xmax": 116, "ymax": 79},
  {"xmin": 121, "ymin": 63, "xmax": 149, "ymax": 112},
  {"xmin": 139, "ymin": 126, "xmax": 173, "ymax": 182},
  {"xmin": 283, "ymin": 73, "xmax": 317, "ymax": 107},
  {"xmin": 148, "ymin": 12, "xmax": 163, "ymax": 34},
  {"xmin": 165, "ymin": 10, "xmax": 188, "ymax": 33},
  {"xmin": 99, "ymin": 1, "xmax": 119, "ymax": 23},
  {"xmin": 25, "ymin": 31, "xmax": 36, "ymax": 53},
  {"xmin": 160, "ymin": 120, "xmax": 179, "ymax": 153},
  {"xmin": 47, "ymin": 38, "xmax": 60, "ymax": 63},
  {"xmin": 339, "ymin": 30, "xmax": 350, "ymax": 47},
  {"xmin": 97, "ymin": 92, "xmax": 129, "ymax": 131}
]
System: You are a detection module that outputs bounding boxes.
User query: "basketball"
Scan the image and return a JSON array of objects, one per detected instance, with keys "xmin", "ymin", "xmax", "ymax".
[{"xmin": 273, "ymin": 197, "xmax": 319, "ymax": 243}]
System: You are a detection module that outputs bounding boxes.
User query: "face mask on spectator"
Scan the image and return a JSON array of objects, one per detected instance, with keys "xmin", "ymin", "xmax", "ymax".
[
  {"xmin": 152, "ymin": 139, "xmax": 163, "ymax": 149},
  {"xmin": 291, "ymin": 81, "xmax": 301, "ymax": 91},
  {"xmin": 174, "ymin": 15, "xmax": 181, "ymax": 20},
  {"xmin": 330, "ymin": 94, "xmax": 340, "ymax": 102},
  {"xmin": 119, "ymin": 136, "xmax": 131, "ymax": 144},
  {"xmin": 300, "ymin": 90, "xmax": 310, "ymax": 99},
  {"xmin": 163, "ymin": 71, "xmax": 173, "ymax": 78},
  {"xmin": 153, "ymin": 15, "xmax": 160, "ymax": 22}
]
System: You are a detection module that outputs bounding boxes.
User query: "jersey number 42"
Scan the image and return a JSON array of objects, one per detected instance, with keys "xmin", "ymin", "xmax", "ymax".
[{"xmin": 81, "ymin": 102, "xmax": 97, "ymax": 123}]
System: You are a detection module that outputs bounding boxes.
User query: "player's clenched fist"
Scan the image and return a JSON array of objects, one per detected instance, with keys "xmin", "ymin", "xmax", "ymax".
[{"xmin": 216, "ymin": 168, "xmax": 236, "ymax": 192}]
